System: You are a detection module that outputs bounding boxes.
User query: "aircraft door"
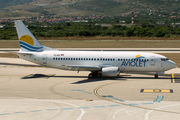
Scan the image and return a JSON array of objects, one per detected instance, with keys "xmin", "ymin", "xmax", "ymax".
[
  {"xmin": 150, "ymin": 57, "xmax": 155, "ymax": 66},
  {"xmin": 42, "ymin": 54, "xmax": 47, "ymax": 65},
  {"xmin": 161, "ymin": 63, "xmax": 163, "ymax": 67}
]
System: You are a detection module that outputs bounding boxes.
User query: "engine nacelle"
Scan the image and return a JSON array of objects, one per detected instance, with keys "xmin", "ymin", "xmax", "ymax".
[{"xmin": 102, "ymin": 67, "xmax": 120, "ymax": 77}]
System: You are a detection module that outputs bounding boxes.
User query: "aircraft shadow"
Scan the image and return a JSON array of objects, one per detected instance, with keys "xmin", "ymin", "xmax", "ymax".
[
  {"xmin": 72, "ymin": 75, "xmax": 171, "ymax": 84},
  {"xmin": 21, "ymin": 74, "xmax": 87, "ymax": 79},
  {"xmin": 21, "ymin": 74, "xmax": 171, "ymax": 84},
  {"xmin": 72, "ymin": 76, "xmax": 127, "ymax": 84},
  {"xmin": 120, "ymin": 76, "xmax": 171, "ymax": 80},
  {"xmin": 21, "ymin": 74, "xmax": 127, "ymax": 84}
]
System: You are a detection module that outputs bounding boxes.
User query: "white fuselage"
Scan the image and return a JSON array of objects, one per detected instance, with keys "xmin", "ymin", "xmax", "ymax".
[
  {"xmin": 14, "ymin": 20, "xmax": 177, "ymax": 78},
  {"xmin": 18, "ymin": 51, "xmax": 177, "ymax": 73}
]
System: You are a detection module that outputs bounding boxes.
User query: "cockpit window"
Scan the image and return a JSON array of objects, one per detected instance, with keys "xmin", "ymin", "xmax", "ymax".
[{"xmin": 161, "ymin": 58, "xmax": 169, "ymax": 61}]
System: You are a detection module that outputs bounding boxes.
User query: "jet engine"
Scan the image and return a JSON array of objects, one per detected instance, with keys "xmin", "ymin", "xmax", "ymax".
[{"xmin": 101, "ymin": 67, "xmax": 120, "ymax": 77}]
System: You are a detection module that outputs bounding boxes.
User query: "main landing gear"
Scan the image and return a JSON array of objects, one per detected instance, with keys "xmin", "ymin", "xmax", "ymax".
[{"xmin": 88, "ymin": 71, "xmax": 100, "ymax": 78}]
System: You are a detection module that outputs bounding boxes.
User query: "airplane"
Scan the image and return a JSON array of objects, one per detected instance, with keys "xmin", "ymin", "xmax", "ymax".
[{"xmin": 15, "ymin": 20, "xmax": 177, "ymax": 78}]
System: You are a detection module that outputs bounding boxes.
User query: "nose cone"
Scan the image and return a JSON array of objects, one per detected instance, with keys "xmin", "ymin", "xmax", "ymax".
[{"xmin": 170, "ymin": 61, "xmax": 177, "ymax": 68}]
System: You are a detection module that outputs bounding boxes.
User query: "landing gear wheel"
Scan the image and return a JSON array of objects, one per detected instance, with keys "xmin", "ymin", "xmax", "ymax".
[
  {"xmin": 88, "ymin": 74, "xmax": 94, "ymax": 78},
  {"xmin": 154, "ymin": 74, "xmax": 158, "ymax": 78}
]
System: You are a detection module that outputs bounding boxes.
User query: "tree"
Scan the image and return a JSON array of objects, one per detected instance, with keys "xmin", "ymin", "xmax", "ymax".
[
  {"xmin": 125, "ymin": 29, "xmax": 134, "ymax": 37},
  {"xmin": 154, "ymin": 30, "xmax": 165, "ymax": 37}
]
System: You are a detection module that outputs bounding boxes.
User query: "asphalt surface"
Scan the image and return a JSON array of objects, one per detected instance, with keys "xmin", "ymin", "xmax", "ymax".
[{"xmin": 0, "ymin": 57, "xmax": 180, "ymax": 120}]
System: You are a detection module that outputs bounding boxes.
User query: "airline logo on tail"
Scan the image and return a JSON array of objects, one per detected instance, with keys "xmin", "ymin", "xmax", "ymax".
[{"xmin": 19, "ymin": 35, "xmax": 43, "ymax": 52}]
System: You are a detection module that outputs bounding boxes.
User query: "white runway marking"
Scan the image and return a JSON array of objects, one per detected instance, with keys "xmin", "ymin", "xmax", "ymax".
[
  {"xmin": 51, "ymin": 100, "xmax": 86, "ymax": 120},
  {"xmin": 113, "ymin": 107, "xmax": 129, "ymax": 119},
  {"xmin": 144, "ymin": 103, "xmax": 180, "ymax": 120}
]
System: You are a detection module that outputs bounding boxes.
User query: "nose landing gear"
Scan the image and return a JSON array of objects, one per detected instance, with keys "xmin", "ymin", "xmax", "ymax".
[
  {"xmin": 154, "ymin": 74, "xmax": 158, "ymax": 78},
  {"xmin": 88, "ymin": 73, "xmax": 94, "ymax": 78}
]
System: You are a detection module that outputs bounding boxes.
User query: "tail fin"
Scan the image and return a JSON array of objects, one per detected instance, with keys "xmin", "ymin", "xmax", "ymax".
[{"xmin": 15, "ymin": 20, "xmax": 57, "ymax": 52}]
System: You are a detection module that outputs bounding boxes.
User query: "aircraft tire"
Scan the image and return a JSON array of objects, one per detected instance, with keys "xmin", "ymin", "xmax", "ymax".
[
  {"xmin": 88, "ymin": 74, "xmax": 94, "ymax": 78},
  {"xmin": 155, "ymin": 74, "xmax": 158, "ymax": 78}
]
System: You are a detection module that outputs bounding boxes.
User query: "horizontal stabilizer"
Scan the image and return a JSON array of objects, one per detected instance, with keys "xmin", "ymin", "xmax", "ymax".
[{"xmin": 17, "ymin": 52, "xmax": 33, "ymax": 56}]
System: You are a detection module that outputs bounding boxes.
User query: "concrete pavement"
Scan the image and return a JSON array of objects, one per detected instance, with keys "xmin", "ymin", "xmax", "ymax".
[{"xmin": 0, "ymin": 57, "xmax": 180, "ymax": 120}]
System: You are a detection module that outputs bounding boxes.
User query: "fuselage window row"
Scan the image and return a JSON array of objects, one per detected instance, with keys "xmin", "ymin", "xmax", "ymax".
[{"xmin": 53, "ymin": 58, "xmax": 149, "ymax": 61}]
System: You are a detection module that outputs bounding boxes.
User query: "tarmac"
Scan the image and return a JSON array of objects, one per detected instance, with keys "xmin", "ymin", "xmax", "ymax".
[{"xmin": 0, "ymin": 57, "xmax": 180, "ymax": 120}]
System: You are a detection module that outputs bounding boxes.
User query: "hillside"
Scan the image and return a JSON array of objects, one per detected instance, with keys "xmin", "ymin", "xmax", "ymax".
[
  {"xmin": 0, "ymin": 0, "xmax": 38, "ymax": 8},
  {"xmin": 70, "ymin": 0, "xmax": 180, "ymax": 16},
  {"xmin": 0, "ymin": 0, "xmax": 180, "ymax": 19}
]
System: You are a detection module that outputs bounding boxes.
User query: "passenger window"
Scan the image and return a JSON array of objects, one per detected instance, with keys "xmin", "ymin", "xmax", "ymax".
[
  {"xmin": 53, "ymin": 58, "xmax": 55, "ymax": 60},
  {"xmin": 94, "ymin": 58, "xmax": 96, "ymax": 60}
]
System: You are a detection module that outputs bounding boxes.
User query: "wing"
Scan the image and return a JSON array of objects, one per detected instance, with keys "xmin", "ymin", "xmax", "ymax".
[
  {"xmin": 68, "ymin": 65, "xmax": 101, "ymax": 71},
  {"xmin": 67, "ymin": 65, "xmax": 115, "ymax": 71}
]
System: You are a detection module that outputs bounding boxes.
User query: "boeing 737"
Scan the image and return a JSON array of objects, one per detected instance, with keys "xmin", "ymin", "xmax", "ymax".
[{"xmin": 15, "ymin": 20, "xmax": 177, "ymax": 78}]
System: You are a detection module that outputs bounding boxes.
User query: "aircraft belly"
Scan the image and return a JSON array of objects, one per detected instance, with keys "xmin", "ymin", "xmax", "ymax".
[{"xmin": 120, "ymin": 66, "xmax": 147, "ymax": 72}]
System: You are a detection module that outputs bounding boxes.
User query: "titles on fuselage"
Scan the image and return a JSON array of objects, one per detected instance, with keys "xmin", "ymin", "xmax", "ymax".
[{"xmin": 121, "ymin": 60, "xmax": 147, "ymax": 67}]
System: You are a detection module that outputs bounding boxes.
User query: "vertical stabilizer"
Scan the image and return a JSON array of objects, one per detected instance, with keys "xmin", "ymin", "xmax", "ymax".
[
  {"xmin": 15, "ymin": 20, "xmax": 58, "ymax": 52},
  {"xmin": 15, "ymin": 20, "xmax": 43, "ymax": 52}
]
